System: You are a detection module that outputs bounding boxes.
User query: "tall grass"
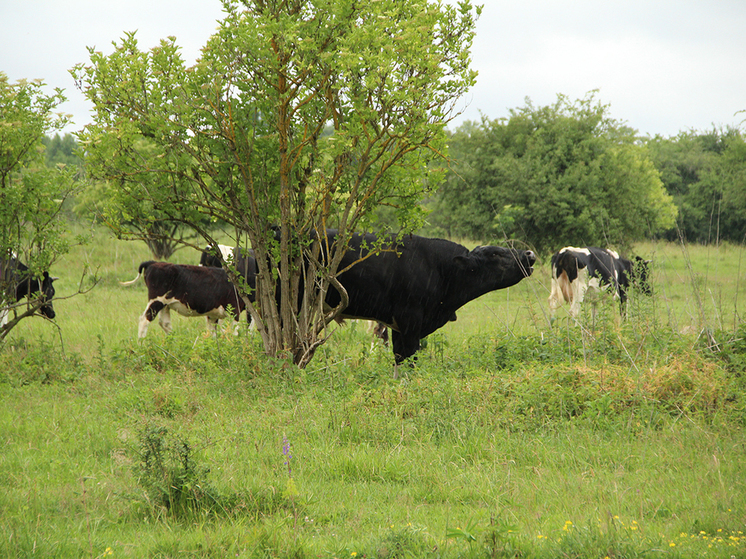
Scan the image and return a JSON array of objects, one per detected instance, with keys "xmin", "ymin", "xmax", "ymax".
[{"xmin": 1, "ymin": 228, "xmax": 745, "ymax": 558}]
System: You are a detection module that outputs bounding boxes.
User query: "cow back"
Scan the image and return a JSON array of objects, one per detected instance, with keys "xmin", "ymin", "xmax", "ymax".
[{"xmin": 142, "ymin": 262, "xmax": 245, "ymax": 316}]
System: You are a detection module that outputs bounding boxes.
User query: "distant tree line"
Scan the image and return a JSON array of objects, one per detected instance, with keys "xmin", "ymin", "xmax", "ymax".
[
  {"xmin": 423, "ymin": 93, "xmax": 745, "ymax": 255},
  {"xmin": 42, "ymin": 133, "xmax": 82, "ymax": 169},
  {"xmin": 647, "ymin": 128, "xmax": 746, "ymax": 245}
]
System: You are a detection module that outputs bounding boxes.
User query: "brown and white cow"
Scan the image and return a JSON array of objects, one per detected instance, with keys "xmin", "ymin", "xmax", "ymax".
[
  {"xmin": 548, "ymin": 246, "xmax": 650, "ymax": 320},
  {"xmin": 121, "ymin": 260, "xmax": 255, "ymax": 338}
]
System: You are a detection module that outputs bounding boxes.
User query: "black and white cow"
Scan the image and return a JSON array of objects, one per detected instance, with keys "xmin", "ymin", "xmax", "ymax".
[
  {"xmin": 199, "ymin": 244, "xmax": 233, "ymax": 268},
  {"xmin": 1, "ymin": 256, "xmax": 57, "ymax": 327},
  {"xmin": 548, "ymin": 246, "xmax": 651, "ymax": 319},
  {"xmin": 321, "ymin": 231, "xmax": 536, "ymax": 364},
  {"xmin": 122, "ymin": 261, "xmax": 255, "ymax": 338},
  {"xmin": 198, "ymin": 245, "xmax": 256, "ymax": 280}
]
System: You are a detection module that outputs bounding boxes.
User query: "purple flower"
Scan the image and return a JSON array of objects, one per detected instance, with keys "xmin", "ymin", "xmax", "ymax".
[{"xmin": 282, "ymin": 435, "xmax": 292, "ymax": 477}]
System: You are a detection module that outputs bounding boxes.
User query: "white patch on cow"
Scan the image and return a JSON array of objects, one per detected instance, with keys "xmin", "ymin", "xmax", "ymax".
[
  {"xmin": 218, "ymin": 245, "xmax": 233, "ymax": 262},
  {"xmin": 548, "ymin": 274, "xmax": 566, "ymax": 314},
  {"xmin": 138, "ymin": 312, "xmax": 152, "ymax": 338},
  {"xmin": 158, "ymin": 305, "xmax": 172, "ymax": 333},
  {"xmin": 559, "ymin": 246, "xmax": 591, "ymax": 256},
  {"xmin": 568, "ymin": 266, "xmax": 591, "ymax": 318},
  {"xmin": 199, "ymin": 244, "xmax": 234, "ymax": 267},
  {"xmin": 605, "ymin": 248, "xmax": 620, "ymax": 259},
  {"xmin": 138, "ymin": 295, "xmax": 236, "ymax": 339}
]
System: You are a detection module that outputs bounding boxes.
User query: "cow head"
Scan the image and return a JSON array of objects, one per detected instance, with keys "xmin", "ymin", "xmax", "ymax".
[
  {"xmin": 15, "ymin": 269, "xmax": 57, "ymax": 319},
  {"xmin": 456, "ymin": 245, "xmax": 536, "ymax": 289},
  {"xmin": 38, "ymin": 272, "xmax": 57, "ymax": 319}
]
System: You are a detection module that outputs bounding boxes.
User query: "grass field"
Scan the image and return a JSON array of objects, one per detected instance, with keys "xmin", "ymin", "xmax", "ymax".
[{"xmin": 1, "ymin": 229, "xmax": 745, "ymax": 558}]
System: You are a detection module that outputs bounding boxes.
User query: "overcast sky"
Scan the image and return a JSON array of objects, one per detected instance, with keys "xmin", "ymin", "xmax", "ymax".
[{"xmin": 2, "ymin": 0, "xmax": 745, "ymax": 138}]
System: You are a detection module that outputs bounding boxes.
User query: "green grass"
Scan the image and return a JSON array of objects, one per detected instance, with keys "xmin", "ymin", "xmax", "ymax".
[{"xmin": 1, "ymin": 229, "xmax": 745, "ymax": 558}]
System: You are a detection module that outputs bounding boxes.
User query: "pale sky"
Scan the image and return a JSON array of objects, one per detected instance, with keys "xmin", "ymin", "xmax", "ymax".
[{"xmin": 2, "ymin": 0, "xmax": 745, "ymax": 138}]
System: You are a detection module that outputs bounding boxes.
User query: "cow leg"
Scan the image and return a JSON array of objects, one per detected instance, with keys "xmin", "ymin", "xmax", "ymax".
[
  {"xmin": 547, "ymin": 278, "xmax": 564, "ymax": 321},
  {"xmin": 391, "ymin": 330, "xmax": 421, "ymax": 366},
  {"xmin": 157, "ymin": 305, "xmax": 172, "ymax": 334},
  {"xmin": 206, "ymin": 316, "xmax": 219, "ymax": 336},
  {"xmin": 231, "ymin": 306, "xmax": 243, "ymax": 336},
  {"xmin": 569, "ymin": 276, "xmax": 592, "ymax": 318},
  {"xmin": 138, "ymin": 300, "xmax": 165, "ymax": 338}
]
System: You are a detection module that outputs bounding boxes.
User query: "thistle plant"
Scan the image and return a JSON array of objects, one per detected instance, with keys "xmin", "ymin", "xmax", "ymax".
[{"xmin": 282, "ymin": 435, "xmax": 298, "ymax": 498}]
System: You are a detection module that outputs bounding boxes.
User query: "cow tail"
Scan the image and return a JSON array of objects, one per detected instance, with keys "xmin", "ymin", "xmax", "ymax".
[{"xmin": 120, "ymin": 261, "xmax": 156, "ymax": 286}]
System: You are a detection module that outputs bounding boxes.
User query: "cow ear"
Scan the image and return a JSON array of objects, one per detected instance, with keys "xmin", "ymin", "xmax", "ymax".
[{"xmin": 454, "ymin": 254, "xmax": 477, "ymax": 271}]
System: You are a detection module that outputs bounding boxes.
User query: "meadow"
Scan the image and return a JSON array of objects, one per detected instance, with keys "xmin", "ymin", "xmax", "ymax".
[{"xmin": 1, "ymin": 229, "xmax": 745, "ymax": 558}]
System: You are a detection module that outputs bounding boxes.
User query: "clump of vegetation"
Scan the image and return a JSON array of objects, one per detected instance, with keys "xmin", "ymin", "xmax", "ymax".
[
  {"xmin": 134, "ymin": 422, "xmax": 301, "ymax": 523},
  {"xmin": 135, "ymin": 423, "xmax": 217, "ymax": 517}
]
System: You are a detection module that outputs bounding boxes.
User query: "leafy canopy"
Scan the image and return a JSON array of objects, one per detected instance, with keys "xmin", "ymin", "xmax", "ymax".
[
  {"xmin": 73, "ymin": 0, "xmax": 480, "ymax": 365},
  {"xmin": 428, "ymin": 93, "xmax": 677, "ymax": 256},
  {"xmin": 647, "ymin": 128, "xmax": 746, "ymax": 244},
  {"xmin": 0, "ymin": 73, "xmax": 80, "ymax": 340}
]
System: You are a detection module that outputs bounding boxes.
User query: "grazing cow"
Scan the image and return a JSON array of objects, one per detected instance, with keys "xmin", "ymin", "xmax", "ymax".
[
  {"xmin": 321, "ymin": 231, "xmax": 536, "ymax": 364},
  {"xmin": 548, "ymin": 246, "xmax": 651, "ymax": 320},
  {"xmin": 1, "ymin": 256, "xmax": 57, "ymax": 327},
  {"xmin": 122, "ymin": 261, "xmax": 255, "ymax": 338}
]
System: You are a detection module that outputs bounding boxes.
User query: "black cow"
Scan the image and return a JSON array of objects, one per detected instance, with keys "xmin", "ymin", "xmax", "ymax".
[
  {"xmin": 320, "ymin": 231, "xmax": 536, "ymax": 364},
  {"xmin": 121, "ymin": 261, "xmax": 255, "ymax": 338},
  {"xmin": 1, "ymin": 256, "xmax": 57, "ymax": 327},
  {"xmin": 548, "ymin": 246, "xmax": 651, "ymax": 319}
]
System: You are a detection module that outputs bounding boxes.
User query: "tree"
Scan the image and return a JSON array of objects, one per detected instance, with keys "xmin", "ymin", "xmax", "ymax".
[
  {"xmin": 647, "ymin": 128, "xmax": 746, "ymax": 244},
  {"xmin": 0, "ymin": 73, "xmax": 80, "ymax": 341},
  {"xmin": 72, "ymin": 0, "xmax": 479, "ymax": 366},
  {"xmin": 427, "ymin": 93, "xmax": 677, "ymax": 255},
  {"xmin": 718, "ymin": 133, "xmax": 746, "ymax": 242},
  {"xmin": 43, "ymin": 134, "xmax": 82, "ymax": 168}
]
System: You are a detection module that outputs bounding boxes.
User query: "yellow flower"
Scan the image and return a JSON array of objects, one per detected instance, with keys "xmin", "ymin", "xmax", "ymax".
[
  {"xmin": 669, "ymin": 542, "xmax": 676, "ymax": 547},
  {"xmin": 351, "ymin": 553, "xmax": 357, "ymax": 557}
]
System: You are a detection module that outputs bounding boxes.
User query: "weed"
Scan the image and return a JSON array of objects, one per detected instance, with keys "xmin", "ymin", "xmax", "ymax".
[
  {"xmin": 0, "ymin": 337, "xmax": 83, "ymax": 385},
  {"xmin": 136, "ymin": 423, "xmax": 216, "ymax": 518},
  {"xmin": 365, "ymin": 523, "xmax": 435, "ymax": 559}
]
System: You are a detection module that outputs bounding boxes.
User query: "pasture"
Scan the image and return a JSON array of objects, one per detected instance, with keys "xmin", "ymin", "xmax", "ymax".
[{"xmin": 1, "ymin": 229, "xmax": 745, "ymax": 558}]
